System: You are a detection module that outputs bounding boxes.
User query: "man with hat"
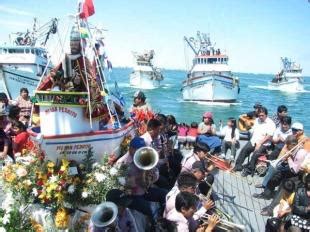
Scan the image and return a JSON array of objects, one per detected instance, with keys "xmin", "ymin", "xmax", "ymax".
[
  {"xmin": 131, "ymin": 90, "xmax": 152, "ymax": 112},
  {"xmin": 116, "ymin": 137, "xmax": 146, "ymax": 165}
]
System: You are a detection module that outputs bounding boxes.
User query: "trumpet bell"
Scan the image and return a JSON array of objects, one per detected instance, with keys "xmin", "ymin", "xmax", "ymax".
[
  {"xmin": 91, "ymin": 201, "xmax": 118, "ymax": 228},
  {"xmin": 133, "ymin": 146, "xmax": 159, "ymax": 170}
]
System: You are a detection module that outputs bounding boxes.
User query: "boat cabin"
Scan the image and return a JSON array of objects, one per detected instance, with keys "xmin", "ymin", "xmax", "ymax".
[
  {"xmin": 194, "ymin": 55, "xmax": 229, "ymax": 65},
  {"xmin": 0, "ymin": 46, "xmax": 47, "ymax": 59}
]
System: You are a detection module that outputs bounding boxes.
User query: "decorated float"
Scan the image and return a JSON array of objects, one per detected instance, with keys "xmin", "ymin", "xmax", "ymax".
[{"xmin": 0, "ymin": 1, "xmax": 137, "ymax": 231}]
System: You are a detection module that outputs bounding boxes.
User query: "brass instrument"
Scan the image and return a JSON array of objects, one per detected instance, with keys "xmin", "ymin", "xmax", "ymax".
[
  {"xmin": 200, "ymin": 214, "xmax": 246, "ymax": 231},
  {"xmin": 269, "ymin": 138, "xmax": 307, "ymax": 169},
  {"xmin": 133, "ymin": 146, "xmax": 159, "ymax": 170},
  {"xmin": 90, "ymin": 201, "xmax": 118, "ymax": 228}
]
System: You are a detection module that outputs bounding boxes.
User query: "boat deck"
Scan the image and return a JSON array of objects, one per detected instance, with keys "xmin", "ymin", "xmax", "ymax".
[{"xmin": 212, "ymin": 169, "xmax": 271, "ymax": 231}]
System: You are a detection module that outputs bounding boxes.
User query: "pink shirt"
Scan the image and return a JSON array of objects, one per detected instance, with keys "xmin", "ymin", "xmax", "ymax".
[
  {"xmin": 178, "ymin": 126, "xmax": 188, "ymax": 137},
  {"xmin": 181, "ymin": 153, "xmax": 200, "ymax": 172},
  {"xmin": 187, "ymin": 128, "xmax": 198, "ymax": 137},
  {"xmin": 288, "ymin": 149, "xmax": 309, "ymax": 174}
]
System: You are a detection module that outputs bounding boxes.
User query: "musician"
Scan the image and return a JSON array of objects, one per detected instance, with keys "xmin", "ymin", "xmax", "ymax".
[
  {"xmin": 254, "ymin": 141, "xmax": 308, "ymax": 200},
  {"xmin": 181, "ymin": 142, "xmax": 210, "ymax": 173},
  {"xmin": 238, "ymin": 102, "xmax": 262, "ymax": 131},
  {"xmin": 286, "ymin": 174, "xmax": 310, "ymax": 232},
  {"xmin": 116, "ymin": 137, "xmax": 146, "ymax": 165},
  {"xmin": 131, "ymin": 91, "xmax": 152, "ymax": 112},
  {"xmin": 233, "ymin": 107, "xmax": 276, "ymax": 174},
  {"xmin": 166, "ymin": 192, "xmax": 199, "ymax": 232}
]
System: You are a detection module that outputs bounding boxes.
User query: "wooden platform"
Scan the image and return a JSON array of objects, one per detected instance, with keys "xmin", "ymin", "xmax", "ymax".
[{"xmin": 212, "ymin": 169, "xmax": 271, "ymax": 231}]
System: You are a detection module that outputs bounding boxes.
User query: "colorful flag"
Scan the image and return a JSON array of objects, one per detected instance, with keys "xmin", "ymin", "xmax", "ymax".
[
  {"xmin": 79, "ymin": 27, "xmax": 89, "ymax": 38},
  {"xmin": 79, "ymin": 0, "xmax": 95, "ymax": 19}
]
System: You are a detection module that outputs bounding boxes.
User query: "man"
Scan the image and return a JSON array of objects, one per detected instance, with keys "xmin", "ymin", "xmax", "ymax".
[
  {"xmin": 271, "ymin": 105, "xmax": 288, "ymax": 128},
  {"xmin": 233, "ymin": 107, "xmax": 276, "ymax": 174},
  {"xmin": 181, "ymin": 142, "xmax": 210, "ymax": 173},
  {"xmin": 238, "ymin": 102, "xmax": 262, "ymax": 131},
  {"xmin": 131, "ymin": 91, "xmax": 152, "ymax": 112},
  {"xmin": 116, "ymin": 137, "xmax": 146, "ymax": 165}
]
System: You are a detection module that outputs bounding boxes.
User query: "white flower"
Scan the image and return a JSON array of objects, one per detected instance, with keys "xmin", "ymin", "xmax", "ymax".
[
  {"xmin": 2, "ymin": 213, "xmax": 10, "ymax": 225},
  {"xmin": 49, "ymin": 175, "xmax": 58, "ymax": 182},
  {"xmin": 92, "ymin": 162, "xmax": 99, "ymax": 169},
  {"xmin": 32, "ymin": 188, "xmax": 38, "ymax": 197},
  {"xmin": 109, "ymin": 167, "xmax": 118, "ymax": 176},
  {"xmin": 94, "ymin": 173, "xmax": 106, "ymax": 182},
  {"xmin": 82, "ymin": 191, "xmax": 88, "ymax": 198},
  {"xmin": 1, "ymin": 192, "xmax": 14, "ymax": 211},
  {"xmin": 0, "ymin": 226, "xmax": 6, "ymax": 232},
  {"xmin": 117, "ymin": 177, "xmax": 126, "ymax": 186},
  {"xmin": 16, "ymin": 167, "xmax": 27, "ymax": 177},
  {"xmin": 68, "ymin": 185, "xmax": 75, "ymax": 194}
]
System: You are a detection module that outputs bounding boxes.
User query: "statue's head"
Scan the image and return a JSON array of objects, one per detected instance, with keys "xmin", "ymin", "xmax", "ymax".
[{"xmin": 70, "ymin": 25, "xmax": 81, "ymax": 54}]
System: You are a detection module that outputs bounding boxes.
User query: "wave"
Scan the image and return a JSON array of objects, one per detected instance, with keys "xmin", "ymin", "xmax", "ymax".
[
  {"xmin": 177, "ymin": 99, "xmax": 241, "ymax": 106},
  {"xmin": 248, "ymin": 85, "xmax": 310, "ymax": 93}
]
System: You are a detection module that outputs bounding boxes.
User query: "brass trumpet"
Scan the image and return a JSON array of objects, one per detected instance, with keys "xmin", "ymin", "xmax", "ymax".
[
  {"xmin": 200, "ymin": 214, "xmax": 246, "ymax": 231},
  {"xmin": 133, "ymin": 146, "xmax": 159, "ymax": 170},
  {"xmin": 90, "ymin": 201, "xmax": 118, "ymax": 228}
]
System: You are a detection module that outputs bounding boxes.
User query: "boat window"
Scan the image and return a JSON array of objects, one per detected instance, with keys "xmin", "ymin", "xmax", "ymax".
[
  {"xmin": 207, "ymin": 58, "xmax": 217, "ymax": 64},
  {"xmin": 8, "ymin": 48, "xmax": 25, "ymax": 54},
  {"xmin": 204, "ymin": 58, "xmax": 207, "ymax": 64},
  {"xmin": 25, "ymin": 49, "xmax": 30, "ymax": 54},
  {"xmin": 31, "ymin": 49, "xmax": 35, "ymax": 54}
]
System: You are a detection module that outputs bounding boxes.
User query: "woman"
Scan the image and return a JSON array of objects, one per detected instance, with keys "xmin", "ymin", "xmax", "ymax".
[{"xmin": 14, "ymin": 88, "xmax": 32, "ymax": 126}]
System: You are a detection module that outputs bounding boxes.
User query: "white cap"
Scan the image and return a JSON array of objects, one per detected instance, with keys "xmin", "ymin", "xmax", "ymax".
[{"xmin": 292, "ymin": 122, "xmax": 304, "ymax": 131}]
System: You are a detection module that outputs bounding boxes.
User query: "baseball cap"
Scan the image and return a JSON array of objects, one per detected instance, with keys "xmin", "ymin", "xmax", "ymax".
[
  {"xmin": 291, "ymin": 122, "xmax": 304, "ymax": 131},
  {"xmin": 253, "ymin": 102, "xmax": 262, "ymax": 109},
  {"xmin": 129, "ymin": 137, "xmax": 146, "ymax": 149},
  {"xmin": 192, "ymin": 161, "xmax": 205, "ymax": 172},
  {"xmin": 203, "ymin": 112, "xmax": 213, "ymax": 119},
  {"xmin": 106, "ymin": 189, "xmax": 132, "ymax": 207}
]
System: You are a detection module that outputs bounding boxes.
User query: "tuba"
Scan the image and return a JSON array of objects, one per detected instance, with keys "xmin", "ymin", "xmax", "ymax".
[
  {"xmin": 91, "ymin": 201, "xmax": 118, "ymax": 228},
  {"xmin": 133, "ymin": 146, "xmax": 159, "ymax": 170}
]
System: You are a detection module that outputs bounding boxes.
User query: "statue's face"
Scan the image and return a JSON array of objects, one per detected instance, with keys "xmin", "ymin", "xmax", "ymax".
[{"xmin": 70, "ymin": 40, "xmax": 81, "ymax": 54}]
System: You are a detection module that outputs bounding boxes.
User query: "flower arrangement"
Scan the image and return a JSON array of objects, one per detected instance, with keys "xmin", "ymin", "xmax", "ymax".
[
  {"xmin": 0, "ymin": 146, "xmax": 128, "ymax": 231},
  {"xmin": 130, "ymin": 108, "xmax": 155, "ymax": 135}
]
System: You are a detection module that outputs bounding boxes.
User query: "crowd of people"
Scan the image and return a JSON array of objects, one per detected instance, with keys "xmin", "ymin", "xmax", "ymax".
[
  {"xmin": 94, "ymin": 91, "xmax": 309, "ymax": 232},
  {"xmin": 0, "ymin": 88, "xmax": 33, "ymax": 164}
]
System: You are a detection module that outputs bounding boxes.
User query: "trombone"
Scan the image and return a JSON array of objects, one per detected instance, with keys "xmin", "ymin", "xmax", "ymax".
[
  {"xmin": 268, "ymin": 137, "xmax": 307, "ymax": 169},
  {"xmin": 200, "ymin": 214, "xmax": 246, "ymax": 231}
]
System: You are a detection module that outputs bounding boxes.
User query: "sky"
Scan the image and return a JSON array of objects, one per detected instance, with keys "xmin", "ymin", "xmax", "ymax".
[{"xmin": 0, "ymin": 0, "xmax": 310, "ymax": 75}]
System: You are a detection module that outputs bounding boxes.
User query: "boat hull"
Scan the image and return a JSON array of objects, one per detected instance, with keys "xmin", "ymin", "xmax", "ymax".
[
  {"xmin": 182, "ymin": 74, "xmax": 239, "ymax": 102},
  {"xmin": 268, "ymin": 78, "xmax": 304, "ymax": 92},
  {"xmin": 36, "ymin": 121, "xmax": 135, "ymax": 162},
  {"xmin": 130, "ymin": 71, "xmax": 161, "ymax": 89},
  {"xmin": 0, "ymin": 66, "xmax": 40, "ymax": 99}
]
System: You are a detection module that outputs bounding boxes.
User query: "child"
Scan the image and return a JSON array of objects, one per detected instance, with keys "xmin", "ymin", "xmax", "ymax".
[
  {"xmin": 220, "ymin": 117, "xmax": 240, "ymax": 162},
  {"xmin": 186, "ymin": 122, "xmax": 198, "ymax": 149},
  {"xmin": 177, "ymin": 123, "xmax": 188, "ymax": 149},
  {"xmin": 11, "ymin": 120, "xmax": 30, "ymax": 155}
]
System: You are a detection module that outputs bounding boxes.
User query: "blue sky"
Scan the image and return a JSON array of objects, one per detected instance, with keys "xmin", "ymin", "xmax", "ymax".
[{"xmin": 0, "ymin": 0, "xmax": 309, "ymax": 75}]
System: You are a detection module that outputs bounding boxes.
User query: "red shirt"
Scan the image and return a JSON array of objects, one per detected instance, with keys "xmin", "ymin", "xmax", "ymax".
[
  {"xmin": 187, "ymin": 128, "xmax": 198, "ymax": 137},
  {"xmin": 13, "ymin": 131, "xmax": 29, "ymax": 154}
]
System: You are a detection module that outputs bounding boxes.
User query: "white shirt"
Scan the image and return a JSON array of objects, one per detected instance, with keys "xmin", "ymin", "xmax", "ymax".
[
  {"xmin": 220, "ymin": 126, "xmax": 240, "ymax": 142},
  {"xmin": 272, "ymin": 127, "xmax": 292, "ymax": 142},
  {"xmin": 181, "ymin": 153, "xmax": 200, "ymax": 173},
  {"xmin": 250, "ymin": 117, "xmax": 276, "ymax": 146},
  {"xmin": 166, "ymin": 209, "xmax": 190, "ymax": 232},
  {"xmin": 164, "ymin": 186, "xmax": 180, "ymax": 217}
]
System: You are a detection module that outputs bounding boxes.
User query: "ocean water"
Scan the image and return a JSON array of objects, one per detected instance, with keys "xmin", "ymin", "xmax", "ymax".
[{"xmin": 108, "ymin": 68, "xmax": 310, "ymax": 134}]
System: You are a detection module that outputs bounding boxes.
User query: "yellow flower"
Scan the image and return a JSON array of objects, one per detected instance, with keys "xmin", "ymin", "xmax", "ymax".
[
  {"xmin": 46, "ymin": 182, "xmax": 58, "ymax": 193},
  {"xmin": 4, "ymin": 172, "xmax": 17, "ymax": 183},
  {"xmin": 55, "ymin": 208, "xmax": 70, "ymax": 229},
  {"xmin": 60, "ymin": 159, "xmax": 70, "ymax": 172},
  {"xmin": 31, "ymin": 218, "xmax": 44, "ymax": 232},
  {"xmin": 47, "ymin": 161, "xmax": 55, "ymax": 168}
]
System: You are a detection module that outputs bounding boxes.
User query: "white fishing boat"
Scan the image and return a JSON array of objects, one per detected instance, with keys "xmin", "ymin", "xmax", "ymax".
[
  {"xmin": 0, "ymin": 18, "xmax": 57, "ymax": 99},
  {"xmin": 31, "ymin": 15, "xmax": 135, "ymax": 162},
  {"xmin": 182, "ymin": 31, "xmax": 239, "ymax": 103},
  {"xmin": 130, "ymin": 50, "xmax": 164, "ymax": 89},
  {"xmin": 268, "ymin": 57, "xmax": 304, "ymax": 92}
]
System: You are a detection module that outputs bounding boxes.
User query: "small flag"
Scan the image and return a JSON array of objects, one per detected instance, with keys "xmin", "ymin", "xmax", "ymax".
[
  {"xmin": 79, "ymin": 0, "xmax": 95, "ymax": 19},
  {"xmin": 79, "ymin": 27, "xmax": 89, "ymax": 38}
]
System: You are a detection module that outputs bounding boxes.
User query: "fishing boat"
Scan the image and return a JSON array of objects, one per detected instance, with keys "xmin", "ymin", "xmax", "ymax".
[
  {"xmin": 268, "ymin": 57, "xmax": 304, "ymax": 92},
  {"xmin": 0, "ymin": 18, "xmax": 57, "ymax": 99},
  {"xmin": 130, "ymin": 50, "xmax": 164, "ymax": 89},
  {"xmin": 31, "ymin": 13, "xmax": 134, "ymax": 162},
  {"xmin": 182, "ymin": 31, "xmax": 239, "ymax": 103}
]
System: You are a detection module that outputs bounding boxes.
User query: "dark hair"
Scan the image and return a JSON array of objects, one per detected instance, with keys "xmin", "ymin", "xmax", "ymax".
[
  {"xmin": 20, "ymin": 88, "xmax": 29, "ymax": 94},
  {"xmin": 228, "ymin": 117, "xmax": 237, "ymax": 138},
  {"xmin": 191, "ymin": 122, "xmax": 198, "ymax": 128},
  {"xmin": 147, "ymin": 118, "xmax": 162, "ymax": 131},
  {"xmin": 277, "ymin": 105, "xmax": 287, "ymax": 113},
  {"xmin": 202, "ymin": 117, "xmax": 214, "ymax": 125},
  {"xmin": 0, "ymin": 92, "xmax": 8, "ymax": 106},
  {"xmin": 177, "ymin": 172, "xmax": 197, "ymax": 189},
  {"xmin": 193, "ymin": 141, "xmax": 210, "ymax": 153},
  {"xmin": 175, "ymin": 192, "xmax": 198, "ymax": 212},
  {"xmin": 167, "ymin": 115, "xmax": 177, "ymax": 125},
  {"xmin": 151, "ymin": 218, "xmax": 177, "ymax": 232},
  {"xmin": 12, "ymin": 120, "xmax": 26, "ymax": 131},
  {"xmin": 8, "ymin": 105, "xmax": 21, "ymax": 119},
  {"xmin": 305, "ymin": 174, "xmax": 310, "ymax": 191},
  {"xmin": 156, "ymin": 114, "xmax": 167, "ymax": 125},
  {"xmin": 285, "ymin": 135, "xmax": 298, "ymax": 146},
  {"xmin": 280, "ymin": 116, "xmax": 292, "ymax": 126},
  {"xmin": 283, "ymin": 179, "xmax": 295, "ymax": 193},
  {"xmin": 257, "ymin": 107, "xmax": 268, "ymax": 116}
]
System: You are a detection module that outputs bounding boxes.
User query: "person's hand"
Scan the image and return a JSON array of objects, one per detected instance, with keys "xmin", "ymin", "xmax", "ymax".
[
  {"xmin": 203, "ymin": 199, "xmax": 215, "ymax": 210},
  {"xmin": 205, "ymin": 214, "xmax": 220, "ymax": 231}
]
